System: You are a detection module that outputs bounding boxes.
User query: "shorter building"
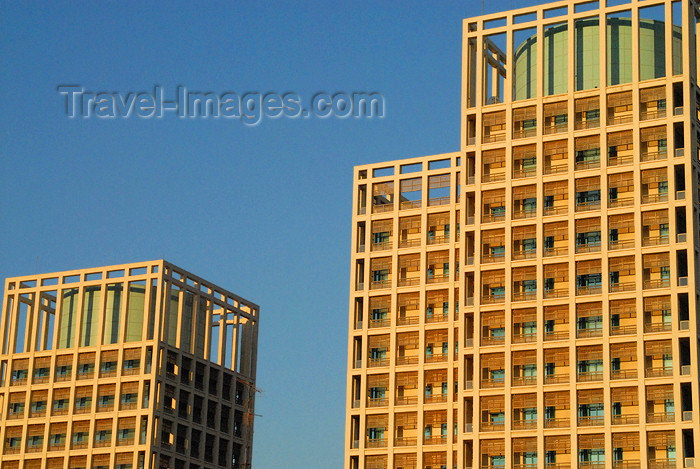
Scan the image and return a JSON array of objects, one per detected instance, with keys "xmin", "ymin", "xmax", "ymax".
[{"xmin": 0, "ymin": 260, "xmax": 259, "ymax": 469}]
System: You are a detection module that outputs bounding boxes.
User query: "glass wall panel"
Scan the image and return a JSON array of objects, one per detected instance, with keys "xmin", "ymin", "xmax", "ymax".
[
  {"xmin": 180, "ymin": 291, "xmax": 194, "ymax": 353},
  {"xmin": 125, "ymin": 282, "xmax": 146, "ymax": 342},
  {"xmin": 544, "ymin": 22, "xmax": 568, "ymax": 96},
  {"xmin": 607, "ymin": 12, "xmax": 633, "ymax": 86},
  {"xmin": 672, "ymin": 1, "xmax": 683, "ymax": 75},
  {"xmin": 58, "ymin": 288, "xmax": 78, "ymax": 349},
  {"xmin": 195, "ymin": 296, "xmax": 208, "ymax": 359},
  {"xmin": 166, "ymin": 284, "xmax": 180, "ymax": 346},
  {"xmin": 513, "ymin": 28, "xmax": 537, "ymax": 101},
  {"xmin": 575, "ymin": 17, "xmax": 600, "ymax": 91},
  {"xmin": 103, "ymin": 283, "xmax": 123, "ymax": 345},
  {"xmin": 640, "ymin": 5, "xmax": 666, "ymax": 81},
  {"xmin": 80, "ymin": 286, "xmax": 101, "ymax": 347},
  {"xmin": 147, "ymin": 279, "xmax": 158, "ymax": 341}
]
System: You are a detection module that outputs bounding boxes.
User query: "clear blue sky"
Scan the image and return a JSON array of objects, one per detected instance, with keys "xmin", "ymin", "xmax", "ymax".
[{"xmin": 0, "ymin": 1, "xmax": 545, "ymax": 467}]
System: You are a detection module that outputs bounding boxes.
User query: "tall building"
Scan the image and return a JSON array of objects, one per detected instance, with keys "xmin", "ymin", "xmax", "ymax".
[
  {"xmin": 0, "ymin": 260, "xmax": 259, "ymax": 469},
  {"xmin": 346, "ymin": 1, "xmax": 700, "ymax": 468}
]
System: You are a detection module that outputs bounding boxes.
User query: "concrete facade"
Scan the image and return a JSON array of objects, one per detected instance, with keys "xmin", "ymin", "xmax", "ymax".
[
  {"xmin": 346, "ymin": 1, "xmax": 700, "ymax": 468},
  {"xmin": 0, "ymin": 260, "xmax": 259, "ymax": 469}
]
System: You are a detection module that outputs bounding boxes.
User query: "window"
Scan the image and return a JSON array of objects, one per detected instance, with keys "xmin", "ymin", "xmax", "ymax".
[
  {"xmin": 578, "ymin": 316, "xmax": 602, "ymax": 331},
  {"xmin": 611, "ymin": 357, "xmax": 621, "ymax": 371},
  {"xmin": 523, "ymin": 452, "xmax": 537, "ymax": 465},
  {"xmin": 522, "ymin": 364, "xmax": 537, "ymax": 377},
  {"xmin": 491, "ymin": 205, "xmax": 506, "ymax": 216},
  {"xmin": 577, "ymin": 274, "xmax": 602, "ymax": 287},
  {"xmin": 544, "ymin": 278, "xmax": 555, "ymax": 291},
  {"xmin": 490, "ymin": 369, "xmax": 505, "ymax": 382},
  {"xmin": 545, "ymin": 362, "xmax": 555, "ymax": 376},
  {"xmin": 578, "ymin": 403, "xmax": 604, "ymax": 417},
  {"xmin": 523, "ymin": 407, "xmax": 537, "ymax": 421},
  {"xmin": 586, "ymin": 109, "xmax": 600, "ymax": 121},
  {"xmin": 491, "ymin": 245, "xmax": 505, "ymax": 257},
  {"xmin": 576, "ymin": 190, "xmax": 601, "ymax": 204},
  {"xmin": 665, "ymin": 399, "xmax": 675, "ymax": 414},
  {"xmin": 578, "ymin": 359, "xmax": 604, "ymax": 373},
  {"xmin": 522, "ymin": 322, "xmax": 536, "ymax": 335},
  {"xmin": 544, "ymin": 320, "xmax": 555, "ymax": 333},
  {"xmin": 372, "ymin": 308, "xmax": 387, "ymax": 321},
  {"xmin": 577, "ymin": 231, "xmax": 601, "ymax": 246},
  {"xmin": 522, "ymin": 280, "xmax": 537, "ymax": 293},
  {"xmin": 425, "ymin": 384, "xmax": 432, "ymax": 397},
  {"xmin": 490, "ymin": 455, "xmax": 506, "ymax": 467},
  {"xmin": 522, "ymin": 198, "xmax": 537, "ymax": 212},
  {"xmin": 490, "ymin": 327, "xmax": 505, "ymax": 339},
  {"xmin": 124, "ymin": 359, "xmax": 139, "ymax": 370},
  {"xmin": 579, "ymin": 449, "xmax": 605, "ymax": 463},
  {"xmin": 663, "ymin": 354, "xmax": 673, "ymax": 368},
  {"xmin": 490, "ymin": 286, "xmax": 505, "ymax": 298},
  {"xmin": 490, "ymin": 412, "xmax": 505, "ymax": 423},
  {"xmin": 544, "ymin": 236, "xmax": 554, "ymax": 250},
  {"xmin": 370, "ymin": 348, "xmax": 386, "ymax": 360},
  {"xmin": 372, "ymin": 269, "xmax": 389, "ymax": 282},
  {"xmin": 610, "ymin": 314, "xmax": 620, "ymax": 329},
  {"xmin": 373, "ymin": 231, "xmax": 389, "ymax": 244},
  {"xmin": 609, "ymin": 228, "xmax": 619, "ymax": 243},
  {"xmin": 31, "ymin": 400, "xmax": 46, "ymax": 412},
  {"xmin": 545, "ymin": 406, "xmax": 555, "ymax": 419},
  {"xmin": 53, "ymin": 399, "xmax": 67, "ymax": 411},
  {"xmin": 369, "ymin": 387, "xmax": 385, "ymax": 399},
  {"xmin": 609, "ymin": 271, "xmax": 620, "ymax": 285},
  {"xmin": 576, "ymin": 148, "xmax": 601, "ymax": 164},
  {"xmin": 522, "ymin": 238, "xmax": 537, "ymax": 252}
]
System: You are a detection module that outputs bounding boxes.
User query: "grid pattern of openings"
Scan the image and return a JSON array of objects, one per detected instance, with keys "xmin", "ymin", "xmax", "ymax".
[
  {"xmin": 0, "ymin": 260, "xmax": 259, "ymax": 469},
  {"xmin": 347, "ymin": 0, "xmax": 700, "ymax": 468}
]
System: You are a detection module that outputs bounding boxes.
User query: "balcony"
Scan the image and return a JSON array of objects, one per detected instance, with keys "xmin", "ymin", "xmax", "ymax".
[
  {"xmin": 608, "ymin": 92, "xmax": 633, "ymax": 125},
  {"xmin": 647, "ymin": 412, "xmax": 675, "ymax": 423},
  {"xmin": 610, "ymin": 305, "xmax": 636, "ymax": 337},
  {"xmin": 483, "ymin": 112, "xmax": 506, "ymax": 144},
  {"xmin": 575, "ymin": 199, "xmax": 601, "ymax": 213},
  {"xmin": 576, "ymin": 240, "xmax": 601, "ymax": 254},
  {"xmin": 544, "ymin": 140, "xmax": 568, "ymax": 175}
]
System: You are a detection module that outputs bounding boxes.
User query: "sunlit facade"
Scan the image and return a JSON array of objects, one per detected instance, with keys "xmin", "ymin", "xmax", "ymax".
[
  {"xmin": 346, "ymin": 0, "xmax": 700, "ymax": 468},
  {"xmin": 0, "ymin": 260, "xmax": 259, "ymax": 469}
]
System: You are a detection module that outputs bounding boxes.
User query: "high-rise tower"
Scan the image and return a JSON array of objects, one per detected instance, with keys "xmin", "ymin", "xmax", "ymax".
[
  {"xmin": 0, "ymin": 260, "xmax": 259, "ymax": 469},
  {"xmin": 346, "ymin": 1, "xmax": 700, "ymax": 468}
]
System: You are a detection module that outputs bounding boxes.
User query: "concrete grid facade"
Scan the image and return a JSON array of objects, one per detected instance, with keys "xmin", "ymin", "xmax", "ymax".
[
  {"xmin": 0, "ymin": 260, "xmax": 259, "ymax": 469},
  {"xmin": 346, "ymin": 0, "xmax": 700, "ymax": 468}
]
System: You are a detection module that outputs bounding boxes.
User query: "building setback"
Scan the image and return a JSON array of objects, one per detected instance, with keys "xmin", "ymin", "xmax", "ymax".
[
  {"xmin": 346, "ymin": 0, "xmax": 700, "ymax": 468},
  {"xmin": 0, "ymin": 260, "xmax": 259, "ymax": 469}
]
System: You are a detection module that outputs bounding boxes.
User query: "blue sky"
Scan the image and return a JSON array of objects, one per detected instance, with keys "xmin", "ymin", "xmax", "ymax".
[{"xmin": 0, "ymin": 1, "xmax": 545, "ymax": 467}]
